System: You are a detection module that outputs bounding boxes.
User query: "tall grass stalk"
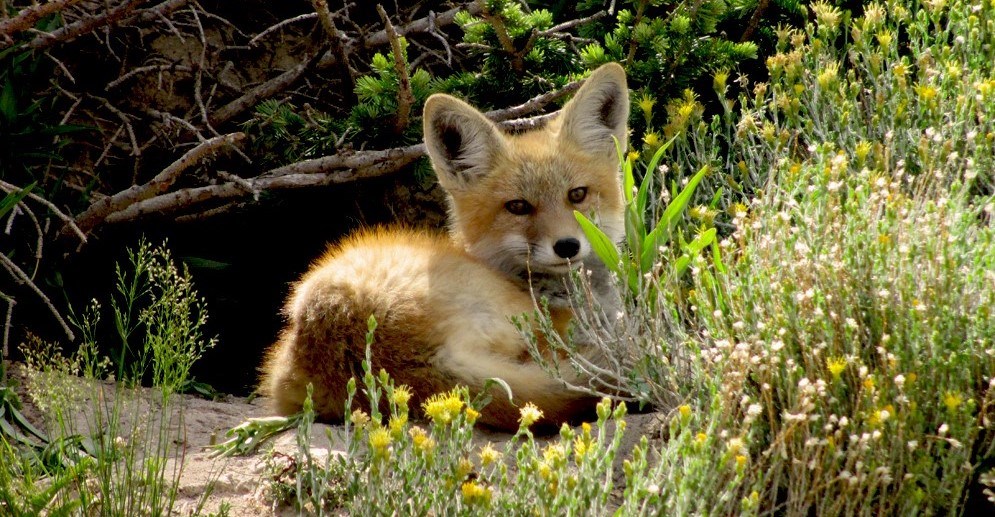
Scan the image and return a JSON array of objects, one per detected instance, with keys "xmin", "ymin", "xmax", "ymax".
[{"xmin": 7, "ymin": 241, "xmax": 216, "ymax": 515}]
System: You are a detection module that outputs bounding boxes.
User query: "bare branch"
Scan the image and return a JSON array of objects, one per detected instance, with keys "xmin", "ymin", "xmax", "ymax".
[
  {"xmin": 27, "ymin": 0, "xmax": 149, "ymax": 50},
  {"xmin": 540, "ymin": 10, "xmax": 607, "ymax": 36},
  {"xmin": 0, "ymin": 0, "xmax": 84, "ymax": 45},
  {"xmin": 95, "ymin": 75, "xmax": 591, "ymax": 224},
  {"xmin": 135, "ymin": 0, "xmax": 192, "ymax": 23},
  {"xmin": 73, "ymin": 132, "xmax": 246, "ymax": 234},
  {"xmin": 486, "ymin": 76, "xmax": 583, "ymax": 121},
  {"xmin": 105, "ymin": 144, "xmax": 426, "ymax": 223},
  {"xmin": 1, "ymin": 291, "xmax": 12, "ymax": 382},
  {"xmin": 0, "ymin": 180, "xmax": 87, "ymax": 243},
  {"xmin": 311, "ymin": 0, "xmax": 355, "ymax": 100},
  {"xmin": 107, "ymin": 64, "xmax": 193, "ymax": 91},
  {"xmin": 377, "ymin": 4, "xmax": 414, "ymax": 134},
  {"xmin": 210, "ymin": 43, "xmax": 329, "ymax": 127},
  {"xmin": 249, "ymin": 13, "xmax": 318, "ymax": 47},
  {"xmin": 317, "ymin": 3, "xmax": 481, "ymax": 65},
  {"xmin": 0, "ymin": 253, "xmax": 74, "ymax": 341}
]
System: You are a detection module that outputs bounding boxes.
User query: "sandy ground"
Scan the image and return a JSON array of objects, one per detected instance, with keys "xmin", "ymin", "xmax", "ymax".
[{"xmin": 7, "ymin": 363, "xmax": 662, "ymax": 515}]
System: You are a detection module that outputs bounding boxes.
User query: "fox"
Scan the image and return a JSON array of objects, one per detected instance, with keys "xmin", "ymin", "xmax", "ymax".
[{"xmin": 259, "ymin": 62, "xmax": 629, "ymax": 431}]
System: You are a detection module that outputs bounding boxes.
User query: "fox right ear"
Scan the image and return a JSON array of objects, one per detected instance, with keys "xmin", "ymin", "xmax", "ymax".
[{"xmin": 423, "ymin": 94, "xmax": 506, "ymax": 190}]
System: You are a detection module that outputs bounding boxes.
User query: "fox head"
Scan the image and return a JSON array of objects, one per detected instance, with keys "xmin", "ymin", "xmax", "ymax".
[{"xmin": 423, "ymin": 63, "xmax": 628, "ymax": 281}]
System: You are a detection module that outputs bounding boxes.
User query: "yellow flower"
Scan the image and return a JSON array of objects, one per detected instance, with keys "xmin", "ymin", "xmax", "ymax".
[
  {"xmin": 389, "ymin": 414, "xmax": 407, "ymax": 439},
  {"xmin": 916, "ymin": 84, "xmax": 938, "ymax": 102},
  {"xmin": 519, "ymin": 402, "xmax": 544, "ymax": 428},
  {"xmin": 409, "ymin": 426, "xmax": 435, "ymax": 455},
  {"xmin": 735, "ymin": 454, "xmax": 748, "ymax": 469},
  {"xmin": 369, "ymin": 426, "xmax": 391, "ymax": 458},
  {"xmin": 465, "ymin": 407, "xmax": 480, "ymax": 425},
  {"xmin": 461, "ymin": 481, "xmax": 492, "ymax": 506},
  {"xmin": 543, "ymin": 443, "xmax": 566, "ymax": 467},
  {"xmin": 637, "ymin": 93, "xmax": 656, "ymax": 118},
  {"xmin": 943, "ymin": 391, "xmax": 963, "ymax": 412},
  {"xmin": 391, "ymin": 385, "xmax": 412, "ymax": 408},
  {"xmin": 678, "ymin": 404, "xmax": 692, "ymax": 421},
  {"xmin": 826, "ymin": 356, "xmax": 847, "ymax": 380},
  {"xmin": 643, "ymin": 131, "xmax": 661, "ymax": 149},
  {"xmin": 479, "ymin": 443, "xmax": 501, "ymax": 466},
  {"xmin": 457, "ymin": 457, "xmax": 474, "ymax": 479},
  {"xmin": 695, "ymin": 432, "xmax": 708, "ymax": 445},
  {"xmin": 713, "ymin": 70, "xmax": 729, "ymax": 92},
  {"xmin": 627, "ymin": 150, "xmax": 641, "ymax": 163},
  {"xmin": 877, "ymin": 30, "xmax": 893, "ymax": 47},
  {"xmin": 422, "ymin": 390, "xmax": 464, "ymax": 426},
  {"xmin": 350, "ymin": 409, "xmax": 370, "ymax": 428}
]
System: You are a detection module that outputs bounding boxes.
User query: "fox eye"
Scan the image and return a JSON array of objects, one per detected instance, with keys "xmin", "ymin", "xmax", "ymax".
[
  {"xmin": 505, "ymin": 199, "xmax": 533, "ymax": 215},
  {"xmin": 568, "ymin": 187, "xmax": 588, "ymax": 204}
]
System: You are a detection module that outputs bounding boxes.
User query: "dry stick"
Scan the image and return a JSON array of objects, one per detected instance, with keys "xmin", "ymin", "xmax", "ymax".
[
  {"xmin": 209, "ymin": 43, "xmax": 329, "ymax": 127},
  {"xmin": 481, "ymin": 5, "xmax": 524, "ymax": 73},
  {"xmin": 213, "ymin": 4, "xmax": 479, "ymax": 128},
  {"xmin": 540, "ymin": 10, "xmax": 607, "ymax": 36},
  {"xmin": 27, "ymin": 0, "xmax": 148, "ymax": 50},
  {"xmin": 376, "ymin": 4, "xmax": 414, "ymax": 134},
  {"xmin": 73, "ymin": 132, "xmax": 245, "ymax": 234},
  {"xmin": 100, "ymin": 79, "xmax": 586, "ymax": 223},
  {"xmin": 0, "ymin": 180, "xmax": 87, "ymax": 242},
  {"xmin": 0, "ymin": 0, "xmax": 84, "ymax": 44},
  {"xmin": 739, "ymin": 0, "xmax": 770, "ymax": 43},
  {"xmin": 135, "ymin": 0, "xmax": 191, "ymax": 23},
  {"xmin": 104, "ymin": 144, "xmax": 426, "ymax": 223},
  {"xmin": 0, "ymin": 292, "xmax": 13, "ymax": 384},
  {"xmin": 249, "ymin": 12, "xmax": 317, "ymax": 46},
  {"xmin": 0, "ymin": 253, "xmax": 74, "ymax": 341},
  {"xmin": 312, "ymin": 0, "xmax": 355, "ymax": 100}
]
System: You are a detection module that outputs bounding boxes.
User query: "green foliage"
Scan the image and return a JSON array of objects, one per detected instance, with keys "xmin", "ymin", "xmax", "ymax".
[
  {"xmin": 532, "ymin": 0, "xmax": 995, "ymax": 513},
  {"xmin": 249, "ymin": 0, "xmax": 792, "ymax": 170},
  {"xmin": 242, "ymin": 100, "xmax": 351, "ymax": 168},
  {"xmin": 256, "ymin": 316, "xmax": 633, "ymax": 515},
  {"xmin": 575, "ymin": 139, "xmax": 714, "ymax": 306},
  {"xmin": 0, "ymin": 241, "xmax": 217, "ymax": 516},
  {"xmin": 0, "ymin": 44, "xmax": 90, "ymax": 185}
]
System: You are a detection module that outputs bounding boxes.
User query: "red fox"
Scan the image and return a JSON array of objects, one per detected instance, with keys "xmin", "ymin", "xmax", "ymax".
[{"xmin": 260, "ymin": 63, "xmax": 629, "ymax": 430}]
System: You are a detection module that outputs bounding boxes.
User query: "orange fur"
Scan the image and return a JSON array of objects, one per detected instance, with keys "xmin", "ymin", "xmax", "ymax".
[{"xmin": 260, "ymin": 63, "xmax": 629, "ymax": 430}]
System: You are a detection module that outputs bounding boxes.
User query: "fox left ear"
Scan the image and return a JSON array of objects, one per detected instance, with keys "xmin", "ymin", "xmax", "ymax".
[
  {"xmin": 423, "ymin": 94, "xmax": 507, "ymax": 191},
  {"xmin": 559, "ymin": 63, "xmax": 630, "ymax": 159}
]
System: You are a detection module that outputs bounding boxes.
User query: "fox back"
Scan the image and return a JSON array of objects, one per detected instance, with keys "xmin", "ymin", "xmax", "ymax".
[{"xmin": 260, "ymin": 63, "xmax": 630, "ymax": 430}]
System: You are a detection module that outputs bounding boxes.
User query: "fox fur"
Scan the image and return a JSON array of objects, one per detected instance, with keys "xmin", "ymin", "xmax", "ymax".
[{"xmin": 260, "ymin": 63, "xmax": 630, "ymax": 431}]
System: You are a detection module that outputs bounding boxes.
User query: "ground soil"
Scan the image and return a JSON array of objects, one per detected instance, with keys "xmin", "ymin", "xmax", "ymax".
[{"xmin": 7, "ymin": 363, "xmax": 661, "ymax": 515}]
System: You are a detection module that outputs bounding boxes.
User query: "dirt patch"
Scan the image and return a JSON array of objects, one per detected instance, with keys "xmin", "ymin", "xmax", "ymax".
[{"xmin": 7, "ymin": 363, "xmax": 663, "ymax": 515}]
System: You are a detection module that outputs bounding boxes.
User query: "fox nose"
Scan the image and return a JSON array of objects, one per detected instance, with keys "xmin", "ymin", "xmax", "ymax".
[{"xmin": 553, "ymin": 238, "xmax": 581, "ymax": 259}]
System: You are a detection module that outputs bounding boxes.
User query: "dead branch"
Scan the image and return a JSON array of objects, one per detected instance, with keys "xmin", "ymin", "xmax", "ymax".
[
  {"xmin": 486, "ymin": 76, "xmax": 583, "ymax": 121},
  {"xmin": 311, "ymin": 0, "xmax": 355, "ymax": 101},
  {"xmin": 135, "ymin": 0, "xmax": 192, "ymax": 23},
  {"xmin": 376, "ymin": 4, "xmax": 414, "ymax": 134},
  {"xmin": 94, "ymin": 75, "xmax": 588, "ymax": 225},
  {"xmin": 1, "ymin": 292, "xmax": 12, "ymax": 381},
  {"xmin": 210, "ymin": 43, "xmax": 330, "ymax": 127},
  {"xmin": 73, "ymin": 132, "xmax": 246, "ymax": 234},
  {"xmin": 27, "ymin": 0, "xmax": 148, "ymax": 50},
  {"xmin": 0, "ymin": 0, "xmax": 84, "ymax": 45},
  {"xmin": 317, "ymin": 3, "xmax": 481, "ymax": 67},
  {"xmin": 740, "ymin": 0, "xmax": 770, "ymax": 43},
  {"xmin": 104, "ymin": 144, "xmax": 426, "ymax": 223},
  {"xmin": 540, "ymin": 10, "xmax": 607, "ymax": 36},
  {"xmin": 0, "ymin": 253, "xmax": 74, "ymax": 341},
  {"xmin": 480, "ymin": 3, "xmax": 524, "ymax": 73},
  {"xmin": 0, "ymin": 181, "xmax": 87, "ymax": 243},
  {"xmin": 249, "ymin": 12, "xmax": 318, "ymax": 47}
]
